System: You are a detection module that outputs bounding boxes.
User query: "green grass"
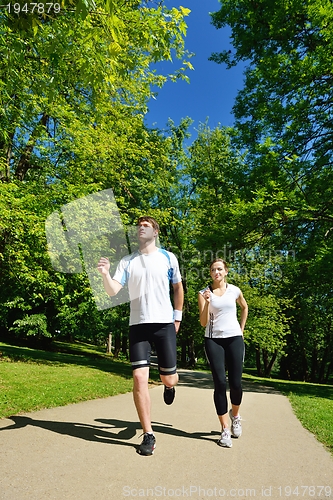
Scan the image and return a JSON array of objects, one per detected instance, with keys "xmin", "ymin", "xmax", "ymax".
[
  {"xmin": 242, "ymin": 372, "xmax": 333, "ymax": 455},
  {"xmin": 0, "ymin": 341, "xmax": 160, "ymax": 418}
]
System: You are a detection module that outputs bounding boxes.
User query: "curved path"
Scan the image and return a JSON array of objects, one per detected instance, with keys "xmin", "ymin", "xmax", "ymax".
[{"xmin": 1, "ymin": 370, "xmax": 332, "ymax": 499}]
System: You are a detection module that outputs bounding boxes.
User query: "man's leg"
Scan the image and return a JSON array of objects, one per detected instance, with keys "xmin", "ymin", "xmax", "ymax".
[
  {"xmin": 133, "ymin": 365, "xmax": 156, "ymax": 455},
  {"xmin": 154, "ymin": 323, "xmax": 178, "ymax": 404},
  {"xmin": 132, "ymin": 366, "xmax": 152, "ymax": 433},
  {"xmin": 160, "ymin": 372, "xmax": 178, "ymax": 388},
  {"xmin": 129, "ymin": 325, "xmax": 153, "ymax": 433},
  {"xmin": 129, "ymin": 326, "xmax": 157, "ymax": 455}
]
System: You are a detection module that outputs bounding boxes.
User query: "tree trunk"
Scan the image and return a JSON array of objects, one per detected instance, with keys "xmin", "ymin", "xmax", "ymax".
[
  {"xmin": 310, "ymin": 347, "xmax": 319, "ymax": 382},
  {"xmin": 302, "ymin": 348, "xmax": 309, "ymax": 382},
  {"xmin": 256, "ymin": 348, "xmax": 263, "ymax": 376},
  {"xmin": 114, "ymin": 334, "xmax": 121, "ymax": 358},
  {"xmin": 180, "ymin": 338, "xmax": 187, "ymax": 365},
  {"xmin": 15, "ymin": 113, "xmax": 48, "ymax": 181},
  {"xmin": 187, "ymin": 336, "xmax": 196, "ymax": 368},
  {"xmin": 262, "ymin": 349, "xmax": 269, "ymax": 375},
  {"xmin": 325, "ymin": 359, "xmax": 333, "ymax": 384},
  {"xmin": 318, "ymin": 345, "xmax": 329, "ymax": 384},
  {"xmin": 121, "ymin": 334, "xmax": 128, "ymax": 359},
  {"xmin": 106, "ymin": 333, "xmax": 112, "ymax": 354},
  {"xmin": 264, "ymin": 350, "xmax": 278, "ymax": 377}
]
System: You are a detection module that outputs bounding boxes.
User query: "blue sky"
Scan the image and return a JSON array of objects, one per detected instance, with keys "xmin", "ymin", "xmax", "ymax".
[{"xmin": 144, "ymin": 0, "xmax": 246, "ymax": 140}]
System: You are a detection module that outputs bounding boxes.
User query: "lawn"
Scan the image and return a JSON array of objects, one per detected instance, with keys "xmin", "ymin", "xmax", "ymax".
[{"xmin": 0, "ymin": 341, "xmax": 159, "ymax": 418}]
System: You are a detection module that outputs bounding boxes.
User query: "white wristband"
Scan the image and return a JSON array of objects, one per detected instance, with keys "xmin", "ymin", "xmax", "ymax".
[{"xmin": 173, "ymin": 310, "xmax": 182, "ymax": 321}]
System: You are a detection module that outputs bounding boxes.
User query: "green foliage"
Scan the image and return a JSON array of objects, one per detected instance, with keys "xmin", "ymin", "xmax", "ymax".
[
  {"xmin": 209, "ymin": 0, "xmax": 333, "ymax": 382},
  {"xmin": 2, "ymin": 0, "xmax": 333, "ymax": 385},
  {"xmin": 0, "ymin": 1, "xmax": 192, "ymax": 347},
  {"xmin": 9, "ymin": 313, "xmax": 50, "ymax": 339},
  {"xmin": 154, "ymin": 123, "xmax": 293, "ymax": 373}
]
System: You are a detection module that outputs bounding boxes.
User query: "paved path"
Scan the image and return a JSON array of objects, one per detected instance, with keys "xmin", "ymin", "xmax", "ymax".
[{"xmin": 1, "ymin": 370, "xmax": 333, "ymax": 500}]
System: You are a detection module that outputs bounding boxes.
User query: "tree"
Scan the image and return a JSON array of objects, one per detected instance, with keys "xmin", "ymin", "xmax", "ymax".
[
  {"xmin": 0, "ymin": 1, "xmax": 192, "ymax": 343},
  {"xmin": 156, "ymin": 123, "xmax": 292, "ymax": 371},
  {"xmin": 209, "ymin": 0, "xmax": 333, "ymax": 381},
  {"xmin": 1, "ymin": 0, "xmax": 192, "ymax": 180},
  {"xmin": 210, "ymin": 0, "xmax": 333, "ymax": 242}
]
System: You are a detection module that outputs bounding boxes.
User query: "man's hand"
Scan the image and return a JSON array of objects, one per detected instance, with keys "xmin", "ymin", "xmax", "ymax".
[
  {"xmin": 97, "ymin": 258, "xmax": 122, "ymax": 297},
  {"xmin": 97, "ymin": 257, "xmax": 110, "ymax": 276},
  {"xmin": 174, "ymin": 320, "xmax": 181, "ymax": 334}
]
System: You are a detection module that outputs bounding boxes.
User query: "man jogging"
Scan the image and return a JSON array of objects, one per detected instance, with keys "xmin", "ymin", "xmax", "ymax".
[{"xmin": 97, "ymin": 216, "xmax": 184, "ymax": 456}]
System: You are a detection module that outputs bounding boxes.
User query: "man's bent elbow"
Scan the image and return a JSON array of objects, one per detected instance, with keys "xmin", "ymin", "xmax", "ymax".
[{"xmin": 104, "ymin": 279, "xmax": 122, "ymax": 297}]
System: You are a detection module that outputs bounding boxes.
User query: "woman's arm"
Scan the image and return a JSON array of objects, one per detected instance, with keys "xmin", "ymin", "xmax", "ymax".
[
  {"xmin": 198, "ymin": 290, "xmax": 210, "ymax": 327},
  {"xmin": 236, "ymin": 291, "xmax": 248, "ymax": 333}
]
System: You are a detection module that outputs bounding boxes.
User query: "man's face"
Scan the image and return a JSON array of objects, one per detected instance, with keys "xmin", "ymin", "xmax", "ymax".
[{"xmin": 137, "ymin": 221, "xmax": 158, "ymax": 241}]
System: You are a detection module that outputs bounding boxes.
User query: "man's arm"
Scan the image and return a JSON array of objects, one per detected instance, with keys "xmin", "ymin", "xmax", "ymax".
[
  {"xmin": 97, "ymin": 257, "xmax": 123, "ymax": 296},
  {"xmin": 172, "ymin": 281, "xmax": 184, "ymax": 333}
]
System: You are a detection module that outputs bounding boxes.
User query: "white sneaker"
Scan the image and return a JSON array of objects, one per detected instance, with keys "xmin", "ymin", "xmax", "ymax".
[
  {"xmin": 217, "ymin": 428, "xmax": 232, "ymax": 448},
  {"xmin": 229, "ymin": 409, "xmax": 242, "ymax": 438}
]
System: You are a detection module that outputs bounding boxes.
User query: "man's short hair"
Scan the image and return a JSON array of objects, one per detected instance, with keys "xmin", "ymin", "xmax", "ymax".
[{"xmin": 137, "ymin": 216, "xmax": 160, "ymax": 232}]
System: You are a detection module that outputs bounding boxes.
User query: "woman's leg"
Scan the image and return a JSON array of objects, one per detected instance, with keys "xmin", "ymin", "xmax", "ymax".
[
  {"xmin": 205, "ymin": 337, "xmax": 229, "ymax": 428},
  {"xmin": 226, "ymin": 336, "xmax": 244, "ymax": 414},
  {"xmin": 225, "ymin": 336, "xmax": 244, "ymax": 438}
]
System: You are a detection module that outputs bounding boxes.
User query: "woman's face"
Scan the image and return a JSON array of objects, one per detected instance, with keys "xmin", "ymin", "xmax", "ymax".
[{"xmin": 210, "ymin": 262, "xmax": 228, "ymax": 281}]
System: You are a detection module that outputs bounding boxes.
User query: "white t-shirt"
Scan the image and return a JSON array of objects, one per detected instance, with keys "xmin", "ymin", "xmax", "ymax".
[
  {"xmin": 113, "ymin": 248, "xmax": 182, "ymax": 326},
  {"xmin": 199, "ymin": 283, "xmax": 243, "ymax": 338}
]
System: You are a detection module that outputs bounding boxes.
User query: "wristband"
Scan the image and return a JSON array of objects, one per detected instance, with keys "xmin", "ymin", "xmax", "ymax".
[{"xmin": 173, "ymin": 310, "xmax": 182, "ymax": 321}]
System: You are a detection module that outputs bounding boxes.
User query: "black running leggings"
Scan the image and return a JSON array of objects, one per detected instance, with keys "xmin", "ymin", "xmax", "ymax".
[{"xmin": 204, "ymin": 336, "xmax": 244, "ymax": 416}]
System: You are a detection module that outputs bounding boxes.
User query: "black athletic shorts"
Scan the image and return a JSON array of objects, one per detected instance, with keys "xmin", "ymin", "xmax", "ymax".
[{"xmin": 129, "ymin": 323, "xmax": 177, "ymax": 376}]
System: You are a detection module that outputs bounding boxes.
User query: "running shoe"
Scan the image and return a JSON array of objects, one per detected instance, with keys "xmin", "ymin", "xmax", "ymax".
[
  {"xmin": 137, "ymin": 433, "xmax": 156, "ymax": 456},
  {"xmin": 217, "ymin": 428, "xmax": 232, "ymax": 448},
  {"xmin": 163, "ymin": 386, "xmax": 175, "ymax": 405},
  {"xmin": 229, "ymin": 409, "xmax": 242, "ymax": 438}
]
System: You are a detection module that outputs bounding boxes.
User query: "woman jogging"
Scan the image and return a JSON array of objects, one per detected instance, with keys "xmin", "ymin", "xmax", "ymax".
[{"xmin": 198, "ymin": 258, "xmax": 248, "ymax": 448}]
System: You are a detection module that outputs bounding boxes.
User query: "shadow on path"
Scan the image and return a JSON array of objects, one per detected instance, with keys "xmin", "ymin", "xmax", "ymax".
[
  {"xmin": 0, "ymin": 370, "xmax": 279, "ymax": 451},
  {"xmin": 0, "ymin": 415, "xmax": 220, "ymax": 451}
]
